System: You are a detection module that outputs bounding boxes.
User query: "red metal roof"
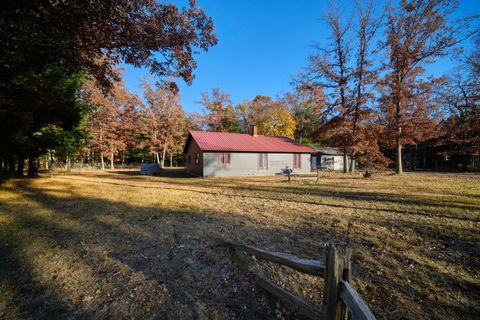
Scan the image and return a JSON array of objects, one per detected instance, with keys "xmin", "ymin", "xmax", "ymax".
[{"xmin": 188, "ymin": 131, "xmax": 317, "ymax": 153}]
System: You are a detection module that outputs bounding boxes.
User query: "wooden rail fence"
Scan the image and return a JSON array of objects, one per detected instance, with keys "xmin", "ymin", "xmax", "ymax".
[{"xmin": 226, "ymin": 241, "xmax": 376, "ymax": 320}]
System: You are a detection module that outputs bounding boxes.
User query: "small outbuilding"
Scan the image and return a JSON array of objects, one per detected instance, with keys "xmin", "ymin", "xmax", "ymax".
[
  {"xmin": 312, "ymin": 146, "xmax": 353, "ymax": 171},
  {"xmin": 183, "ymin": 128, "xmax": 316, "ymax": 177}
]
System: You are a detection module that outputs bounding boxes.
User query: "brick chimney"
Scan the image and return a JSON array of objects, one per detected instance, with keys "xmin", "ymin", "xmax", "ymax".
[{"xmin": 249, "ymin": 125, "xmax": 258, "ymax": 136}]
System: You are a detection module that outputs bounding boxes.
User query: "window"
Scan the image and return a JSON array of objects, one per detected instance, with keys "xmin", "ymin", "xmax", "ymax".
[
  {"xmin": 195, "ymin": 153, "xmax": 200, "ymax": 164},
  {"xmin": 218, "ymin": 153, "xmax": 230, "ymax": 165},
  {"xmin": 293, "ymin": 154, "xmax": 301, "ymax": 169},
  {"xmin": 258, "ymin": 153, "xmax": 268, "ymax": 170}
]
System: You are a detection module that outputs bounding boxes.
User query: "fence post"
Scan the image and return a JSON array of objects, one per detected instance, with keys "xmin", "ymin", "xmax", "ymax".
[{"xmin": 322, "ymin": 241, "xmax": 352, "ymax": 320}]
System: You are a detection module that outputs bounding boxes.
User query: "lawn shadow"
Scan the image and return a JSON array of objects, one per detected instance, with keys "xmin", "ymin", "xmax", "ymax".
[
  {"xmin": 1, "ymin": 181, "xmax": 309, "ymax": 319},
  {"xmin": 2, "ymin": 175, "xmax": 479, "ymax": 320},
  {"xmin": 59, "ymin": 175, "xmax": 480, "ymax": 223}
]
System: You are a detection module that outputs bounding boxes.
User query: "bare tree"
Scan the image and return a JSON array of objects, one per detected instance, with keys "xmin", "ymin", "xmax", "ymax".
[
  {"xmin": 302, "ymin": 1, "xmax": 353, "ymax": 173},
  {"xmin": 349, "ymin": 0, "xmax": 383, "ymax": 172}
]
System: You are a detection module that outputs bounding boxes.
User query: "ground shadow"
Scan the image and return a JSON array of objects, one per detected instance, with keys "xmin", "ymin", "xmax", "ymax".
[{"xmin": 1, "ymin": 175, "xmax": 479, "ymax": 319}]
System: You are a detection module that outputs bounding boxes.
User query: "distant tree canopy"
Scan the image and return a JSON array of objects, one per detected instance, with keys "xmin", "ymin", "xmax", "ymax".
[
  {"xmin": 0, "ymin": 0, "xmax": 217, "ymax": 176},
  {"xmin": 284, "ymin": 87, "xmax": 325, "ymax": 144},
  {"xmin": 237, "ymin": 95, "xmax": 296, "ymax": 138}
]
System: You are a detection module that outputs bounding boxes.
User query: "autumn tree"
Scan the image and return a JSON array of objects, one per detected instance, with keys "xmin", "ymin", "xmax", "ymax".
[
  {"xmin": 348, "ymin": 0, "xmax": 383, "ymax": 172},
  {"xmin": 141, "ymin": 81, "xmax": 186, "ymax": 167},
  {"xmin": 355, "ymin": 123, "xmax": 390, "ymax": 172},
  {"xmin": 380, "ymin": 0, "xmax": 470, "ymax": 174},
  {"xmin": 83, "ymin": 74, "xmax": 140, "ymax": 170},
  {"xmin": 200, "ymin": 88, "xmax": 241, "ymax": 132},
  {"xmin": 0, "ymin": 0, "xmax": 216, "ymax": 176},
  {"xmin": 186, "ymin": 112, "xmax": 205, "ymax": 131},
  {"xmin": 299, "ymin": 1, "xmax": 353, "ymax": 172},
  {"xmin": 237, "ymin": 95, "xmax": 296, "ymax": 138}
]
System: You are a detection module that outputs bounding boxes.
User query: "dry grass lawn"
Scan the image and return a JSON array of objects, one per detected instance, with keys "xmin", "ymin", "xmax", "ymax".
[{"xmin": 0, "ymin": 170, "xmax": 479, "ymax": 319}]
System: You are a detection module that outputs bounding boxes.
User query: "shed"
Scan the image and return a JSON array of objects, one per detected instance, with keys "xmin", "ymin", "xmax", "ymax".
[{"xmin": 312, "ymin": 147, "xmax": 353, "ymax": 171}]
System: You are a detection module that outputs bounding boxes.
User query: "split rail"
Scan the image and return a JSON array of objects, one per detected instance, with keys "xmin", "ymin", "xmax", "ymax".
[{"xmin": 226, "ymin": 241, "xmax": 376, "ymax": 320}]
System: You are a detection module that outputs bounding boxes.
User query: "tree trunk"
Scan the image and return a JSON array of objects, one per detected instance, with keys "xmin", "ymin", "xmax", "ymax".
[
  {"xmin": 110, "ymin": 153, "xmax": 115, "ymax": 170},
  {"xmin": 395, "ymin": 127, "xmax": 403, "ymax": 174},
  {"xmin": 16, "ymin": 157, "xmax": 25, "ymax": 176},
  {"xmin": 343, "ymin": 148, "xmax": 348, "ymax": 173},
  {"xmin": 412, "ymin": 143, "xmax": 418, "ymax": 171},
  {"xmin": 65, "ymin": 154, "xmax": 70, "ymax": 171},
  {"xmin": 7, "ymin": 157, "xmax": 15, "ymax": 176},
  {"xmin": 349, "ymin": 152, "xmax": 355, "ymax": 173},
  {"xmin": 170, "ymin": 154, "xmax": 173, "ymax": 167},
  {"xmin": 156, "ymin": 152, "xmax": 160, "ymax": 165},
  {"xmin": 100, "ymin": 152, "xmax": 105, "ymax": 170},
  {"xmin": 28, "ymin": 156, "xmax": 38, "ymax": 177},
  {"xmin": 395, "ymin": 143, "xmax": 403, "ymax": 174},
  {"xmin": 161, "ymin": 145, "xmax": 167, "ymax": 168}
]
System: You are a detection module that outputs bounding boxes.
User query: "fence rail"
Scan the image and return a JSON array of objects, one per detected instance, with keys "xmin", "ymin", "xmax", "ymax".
[
  {"xmin": 227, "ymin": 243, "xmax": 325, "ymax": 276},
  {"xmin": 226, "ymin": 241, "xmax": 376, "ymax": 320}
]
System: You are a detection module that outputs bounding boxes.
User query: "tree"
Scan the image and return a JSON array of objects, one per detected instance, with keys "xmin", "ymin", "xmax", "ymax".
[
  {"xmin": 237, "ymin": 95, "xmax": 296, "ymax": 138},
  {"xmin": 300, "ymin": 1, "xmax": 353, "ymax": 172},
  {"xmin": 437, "ymin": 35, "xmax": 480, "ymax": 161},
  {"xmin": 355, "ymin": 123, "xmax": 390, "ymax": 172},
  {"xmin": 284, "ymin": 87, "xmax": 325, "ymax": 144},
  {"xmin": 83, "ymin": 77, "xmax": 139, "ymax": 170},
  {"xmin": 0, "ymin": 0, "xmax": 216, "ymax": 176},
  {"xmin": 348, "ymin": 0, "xmax": 383, "ymax": 172},
  {"xmin": 0, "ymin": 67, "xmax": 87, "ymax": 176},
  {"xmin": 186, "ymin": 112, "xmax": 205, "ymax": 131},
  {"xmin": 141, "ymin": 81, "xmax": 186, "ymax": 167},
  {"xmin": 1, "ymin": 0, "xmax": 217, "ymax": 89},
  {"xmin": 200, "ymin": 88, "xmax": 241, "ymax": 132},
  {"xmin": 380, "ymin": 0, "xmax": 469, "ymax": 174}
]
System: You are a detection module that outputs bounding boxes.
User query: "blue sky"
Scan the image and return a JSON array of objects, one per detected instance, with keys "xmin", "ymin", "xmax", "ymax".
[{"xmin": 122, "ymin": 0, "xmax": 479, "ymax": 113}]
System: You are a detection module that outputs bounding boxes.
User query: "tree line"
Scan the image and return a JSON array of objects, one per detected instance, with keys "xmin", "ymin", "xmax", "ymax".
[
  {"xmin": 294, "ymin": 0, "xmax": 479, "ymax": 173},
  {"xmin": 1, "ymin": 0, "xmax": 478, "ymax": 177}
]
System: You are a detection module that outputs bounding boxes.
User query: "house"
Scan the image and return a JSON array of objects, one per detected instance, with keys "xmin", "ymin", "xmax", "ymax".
[
  {"xmin": 312, "ymin": 146, "xmax": 353, "ymax": 171},
  {"xmin": 183, "ymin": 128, "xmax": 316, "ymax": 177}
]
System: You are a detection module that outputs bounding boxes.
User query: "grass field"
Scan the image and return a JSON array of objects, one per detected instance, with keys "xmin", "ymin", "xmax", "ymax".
[{"xmin": 0, "ymin": 170, "xmax": 479, "ymax": 319}]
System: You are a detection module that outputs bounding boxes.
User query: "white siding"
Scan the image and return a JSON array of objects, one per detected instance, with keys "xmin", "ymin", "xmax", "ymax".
[
  {"xmin": 320, "ymin": 155, "xmax": 351, "ymax": 171},
  {"xmin": 203, "ymin": 152, "xmax": 312, "ymax": 177}
]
